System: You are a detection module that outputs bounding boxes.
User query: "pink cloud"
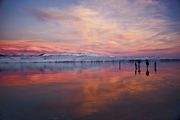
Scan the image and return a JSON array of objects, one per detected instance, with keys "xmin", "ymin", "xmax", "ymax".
[{"xmin": 0, "ymin": 0, "xmax": 179, "ymax": 57}]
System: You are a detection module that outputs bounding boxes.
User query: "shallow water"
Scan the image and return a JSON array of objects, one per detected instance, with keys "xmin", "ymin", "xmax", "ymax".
[{"xmin": 0, "ymin": 61, "xmax": 180, "ymax": 120}]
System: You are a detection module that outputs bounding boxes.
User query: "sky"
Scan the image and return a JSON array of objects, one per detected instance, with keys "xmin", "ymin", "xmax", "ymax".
[{"xmin": 0, "ymin": 0, "xmax": 180, "ymax": 57}]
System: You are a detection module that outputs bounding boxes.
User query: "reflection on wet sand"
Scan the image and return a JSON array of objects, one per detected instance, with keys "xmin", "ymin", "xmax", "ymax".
[
  {"xmin": 0, "ymin": 61, "xmax": 180, "ymax": 120},
  {"xmin": 134, "ymin": 60, "xmax": 158, "ymax": 76}
]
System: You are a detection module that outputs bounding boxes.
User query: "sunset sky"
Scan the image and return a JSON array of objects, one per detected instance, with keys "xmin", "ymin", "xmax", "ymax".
[{"xmin": 0, "ymin": 0, "xmax": 180, "ymax": 57}]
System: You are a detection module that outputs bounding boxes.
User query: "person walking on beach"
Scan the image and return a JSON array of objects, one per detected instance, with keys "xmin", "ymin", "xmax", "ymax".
[
  {"xmin": 154, "ymin": 61, "xmax": 157, "ymax": 72},
  {"xmin": 145, "ymin": 59, "xmax": 149, "ymax": 68},
  {"xmin": 145, "ymin": 59, "xmax": 149, "ymax": 76},
  {"xmin": 137, "ymin": 60, "xmax": 141, "ymax": 74},
  {"xmin": 135, "ymin": 62, "xmax": 137, "ymax": 70},
  {"xmin": 135, "ymin": 62, "xmax": 137, "ymax": 75}
]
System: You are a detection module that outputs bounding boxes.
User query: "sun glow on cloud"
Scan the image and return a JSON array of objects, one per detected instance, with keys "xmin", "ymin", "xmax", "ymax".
[{"xmin": 0, "ymin": 0, "xmax": 179, "ymax": 57}]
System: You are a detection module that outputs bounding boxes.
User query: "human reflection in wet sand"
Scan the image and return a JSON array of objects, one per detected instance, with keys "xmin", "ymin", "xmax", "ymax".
[
  {"xmin": 135, "ymin": 62, "xmax": 137, "ymax": 75},
  {"xmin": 154, "ymin": 61, "xmax": 157, "ymax": 72},
  {"xmin": 137, "ymin": 60, "xmax": 141, "ymax": 74},
  {"xmin": 146, "ymin": 60, "xmax": 150, "ymax": 76}
]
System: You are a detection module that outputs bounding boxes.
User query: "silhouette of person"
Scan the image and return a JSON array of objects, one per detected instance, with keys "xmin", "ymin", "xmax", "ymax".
[
  {"xmin": 154, "ymin": 61, "xmax": 157, "ymax": 72},
  {"xmin": 135, "ymin": 62, "xmax": 137, "ymax": 75},
  {"xmin": 137, "ymin": 60, "xmax": 141, "ymax": 74},
  {"xmin": 145, "ymin": 59, "xmax": 149, "ymax": 68},
  {"xmin": 145, "ymin": 59, "xmax": 150, "ymax": 76},
  {"xmin": 135, "ymin": 62, "xmax": 137, "ymax": 70}
]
